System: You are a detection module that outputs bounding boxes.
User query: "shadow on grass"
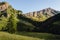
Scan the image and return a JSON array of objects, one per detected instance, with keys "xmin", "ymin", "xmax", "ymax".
[{"xmin": 16, "ymin": 32, "xmax": 60, "ymax": 40}]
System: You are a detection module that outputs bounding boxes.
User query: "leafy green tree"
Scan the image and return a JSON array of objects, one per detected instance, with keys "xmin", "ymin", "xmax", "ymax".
[
  {"xmin": 0, "ymin": 15, "xmax": 8, "ymax": 30},
  {"xmin": 7, "ymin": 13, "xmax": 18, "ymax": 33}
]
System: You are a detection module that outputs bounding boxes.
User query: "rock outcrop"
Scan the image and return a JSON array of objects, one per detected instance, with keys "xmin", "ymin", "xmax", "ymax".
[
  {"xmin": 0, "ymin": 2, "xmax": 9, "ymax": 11},
  {"xmin": 0, "ymin": 2, "xmax": 9, "ymax": 17}
]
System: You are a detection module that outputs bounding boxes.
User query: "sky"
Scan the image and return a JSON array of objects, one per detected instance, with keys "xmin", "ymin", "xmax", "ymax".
[{"xmin": 0, "ymin": 0, "xmax": 60, "ymax": 13}]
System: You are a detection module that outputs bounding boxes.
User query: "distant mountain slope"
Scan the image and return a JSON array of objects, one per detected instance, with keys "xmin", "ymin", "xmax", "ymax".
[{"xmin": 24, "ymin": 8, "xmax": 59, "ymax": 21}]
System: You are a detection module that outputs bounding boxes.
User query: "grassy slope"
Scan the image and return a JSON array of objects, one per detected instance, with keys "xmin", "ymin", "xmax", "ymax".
[
  {"xmin": 0, "ymin": 32, "xmax": 43, "ymax": 40},
  {"xmin": 0, "ymin": 32, "xmax": 60, "ymax": 40},
  {"xmin": 16, "ymin": 32, "xmax": 60, "ymax": 40}
]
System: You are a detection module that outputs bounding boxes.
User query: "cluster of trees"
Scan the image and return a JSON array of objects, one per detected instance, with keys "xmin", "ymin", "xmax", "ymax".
[{"xmin": 0, "ymin": 4, "xmax": 22, "ymax": 33}]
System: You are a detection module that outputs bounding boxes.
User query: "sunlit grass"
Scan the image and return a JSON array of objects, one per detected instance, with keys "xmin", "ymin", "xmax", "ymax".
[{"xmin": 0, "ymin": 32, "xmax": 44, "ymax": 40}]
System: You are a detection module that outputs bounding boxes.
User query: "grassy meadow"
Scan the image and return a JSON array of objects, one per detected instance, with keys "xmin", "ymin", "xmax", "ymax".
[
  {"xmin": 16, "ymin": 32, "xmax": 60, "ymax": 40},
  {"xmin": 0, "ymin": 32, "xmax": 43, "ymax": 40},
  {"xmin": 0, "ymin": 31, "xmax": 60, "ymax": 40}
]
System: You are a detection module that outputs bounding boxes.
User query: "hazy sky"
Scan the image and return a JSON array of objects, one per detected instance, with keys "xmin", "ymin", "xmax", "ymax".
[{"xmin": 0, "ymin": 0, "xmax": 60, "ymax": 13}]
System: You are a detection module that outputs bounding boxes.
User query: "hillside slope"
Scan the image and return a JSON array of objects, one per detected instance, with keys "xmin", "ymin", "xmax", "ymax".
[
  {"xmin": 0, "ymin": 32, "xmax": 44, "ymax": 40},
  {"xmin": 0, "ymin": 32, "xmax": 60, "ymax": 40}
]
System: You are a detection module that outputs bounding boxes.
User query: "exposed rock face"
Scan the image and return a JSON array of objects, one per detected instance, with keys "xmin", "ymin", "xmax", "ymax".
[
  {"xmin": 25, "ymin": 8, "xmax": 58, "ymax": 17},
  {"xmin": 24, "ymin": 8, "xmax": 59, "ymax": 21},
  {"xmin": 0, "ymin": 2, "xmax": 9, "ymax": 17},
  {"xmin": 0, "ymin": 2, "xmax": 9, "ymax": 11}
]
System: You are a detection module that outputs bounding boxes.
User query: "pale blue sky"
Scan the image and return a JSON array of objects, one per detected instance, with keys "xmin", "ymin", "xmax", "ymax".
[{"xmin": 0, "ymin": 0, "xmax": 60, "ymax": 13}]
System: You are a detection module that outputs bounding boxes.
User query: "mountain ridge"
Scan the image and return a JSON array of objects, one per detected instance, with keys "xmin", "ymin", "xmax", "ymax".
[{"xmin": 24, "ymin": 7, "xmax": 59, "ymax": 21}]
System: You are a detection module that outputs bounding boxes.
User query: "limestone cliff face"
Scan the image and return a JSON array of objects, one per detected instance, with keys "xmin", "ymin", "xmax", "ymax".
[{"xmin": 24, "ymin": 8, "xmax": 59, "ymax": 21}]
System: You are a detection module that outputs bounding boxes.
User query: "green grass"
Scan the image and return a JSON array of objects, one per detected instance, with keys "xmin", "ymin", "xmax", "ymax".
[
  {"xmin": 0, "ymin": 31, "xmax": 60, "ymax": 40},
  {"xmin": 0, "ymin": 32, "xmax": 43, "ymax": 40},
  {"xmin": 16, "ymin": 32, "xmax": 60, "ymax": 40}
]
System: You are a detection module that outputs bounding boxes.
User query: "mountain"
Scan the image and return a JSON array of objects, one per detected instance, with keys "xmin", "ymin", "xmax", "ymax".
[
  {"xmin": 0, "ymin": 2, "xmax": 60, "ymax": 34},
  {"xmin": 24, "ymin": 8, "xmax": 59, "ymax": 21}
]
